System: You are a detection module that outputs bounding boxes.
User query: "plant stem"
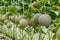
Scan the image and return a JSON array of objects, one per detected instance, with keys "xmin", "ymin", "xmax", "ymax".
[
  {"xmin": 21, "ymin": 29, "xmax": 23, "ymax": 40},
  {"xmin": 27, "ymin": 34, "xmax": 29, "ymax": 40},
  {"xmin": 13, "ymin": 25, "xmax": 15, "ymax": 40},
  {"xmin": 47, "ymin": 29, "xmax": 51, "ymax": 40},
  {"xmin": 42, "ymin": 34, "xmax": 46, "ymax": 40},
  {"xmin": 39, "ymin": 26, "xmax": 42, "ymax": 40}
]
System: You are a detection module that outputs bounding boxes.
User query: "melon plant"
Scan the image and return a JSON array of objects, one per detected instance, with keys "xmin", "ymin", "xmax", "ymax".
[
  {"xmin": 0, "ymin": 0, "xmax": 60, "ymax": 40},
  {"xmin": 38, "ymin": 14, "xmax": 52, "ymax": 26},
  {"xmin": 19, "ymin": 19, "xmax": 28, "ymax": 29}
]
